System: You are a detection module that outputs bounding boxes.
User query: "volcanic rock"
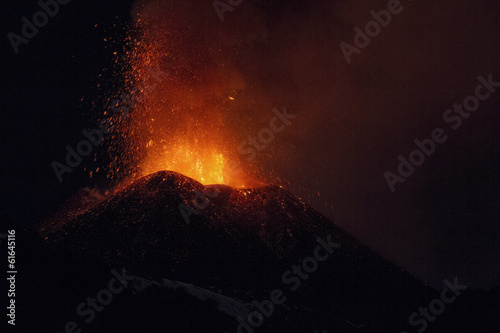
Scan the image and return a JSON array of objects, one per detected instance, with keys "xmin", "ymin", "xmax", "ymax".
[{"xmin": 21, "ymin": 171, "xmax": 498, "ymax": 332}]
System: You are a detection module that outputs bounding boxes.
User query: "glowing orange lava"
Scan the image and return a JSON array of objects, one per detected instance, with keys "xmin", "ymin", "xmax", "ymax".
[
  {"xmin": 140, "ymin": 143, "xmax": 226, "ymax": 185},
  {"xmin": 107, "ymin": 19, "xmax": 251, "ymax": 187}
]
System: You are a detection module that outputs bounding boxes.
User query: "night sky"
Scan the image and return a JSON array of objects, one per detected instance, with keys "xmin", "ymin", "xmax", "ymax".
[{"xmin": 1, "ymin": 0, "xmax": 500, "ymax": 290}]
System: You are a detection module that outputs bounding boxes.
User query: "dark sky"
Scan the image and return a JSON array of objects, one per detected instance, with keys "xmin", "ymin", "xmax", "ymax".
[{"xmin": 1, "ymin": 0, "xmax": 499, "ymax": 289}]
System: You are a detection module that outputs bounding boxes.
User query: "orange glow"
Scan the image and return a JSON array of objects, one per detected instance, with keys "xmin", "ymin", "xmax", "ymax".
[
  {"xmin": 140, "ymin": 143, "xmax": 226, "ymax": 185},
  {"xmin": 106, "ymin": 21, "xmax": 252, "ymax": 187}
]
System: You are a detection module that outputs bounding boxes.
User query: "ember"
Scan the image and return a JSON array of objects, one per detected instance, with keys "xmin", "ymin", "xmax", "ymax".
[{"xmin": 105, "ymin": 18, "xmax": 250, "ymax": 187}]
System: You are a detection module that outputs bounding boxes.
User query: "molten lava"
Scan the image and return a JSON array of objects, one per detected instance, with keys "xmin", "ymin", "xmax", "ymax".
[
  {"xmin": 140, "ymin": 143, "xmax": 226, "ymax": 185},
  {"xmin": 106, "ymin": 14, "xmax": 251, "ymax": 187}
]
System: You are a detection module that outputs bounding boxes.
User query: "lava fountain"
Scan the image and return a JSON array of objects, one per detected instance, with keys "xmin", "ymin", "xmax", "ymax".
[{"xmin": 106, "ymin": 2, "xmax": 252, "ymax": 187}]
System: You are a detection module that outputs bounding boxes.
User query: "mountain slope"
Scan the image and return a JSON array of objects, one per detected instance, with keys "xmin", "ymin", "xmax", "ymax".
[{"xmin": 31, "ymin": 171, "xmax": 496, "ymax": 332}]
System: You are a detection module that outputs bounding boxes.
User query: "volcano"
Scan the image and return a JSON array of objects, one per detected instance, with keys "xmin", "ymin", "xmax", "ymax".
[{"xmin": 23, "ymin": 171, "xmax": 498, "ymax": 332}]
